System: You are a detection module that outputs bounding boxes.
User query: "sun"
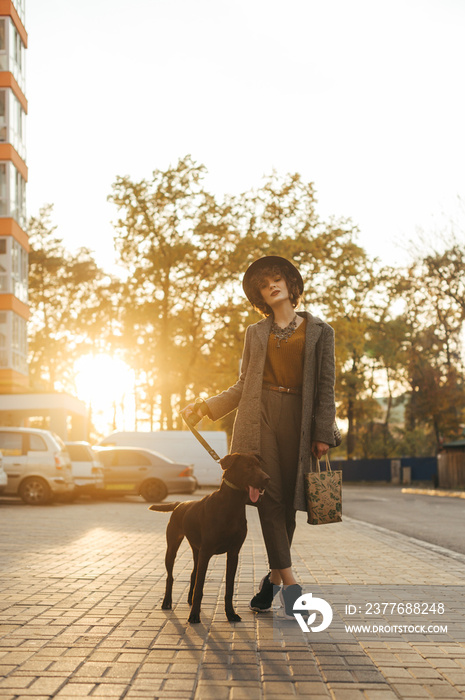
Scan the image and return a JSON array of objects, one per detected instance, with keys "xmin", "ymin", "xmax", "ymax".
[{"xmin": 74, "ymin": 354, "xmax": 136, "ymax": 436}]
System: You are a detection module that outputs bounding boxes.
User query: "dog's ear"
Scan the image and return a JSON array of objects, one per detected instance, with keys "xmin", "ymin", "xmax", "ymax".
[{"xmin": 219, "ymin": 453, "xmax": 240, "ymax": 470}]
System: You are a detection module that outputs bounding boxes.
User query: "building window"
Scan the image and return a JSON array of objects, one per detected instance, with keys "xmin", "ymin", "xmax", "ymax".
[
  {"xmin": 0, "ymin": 161, "xmax": 26, "ymax": 226},
  {"xmin": 0, "ymin": 19, "xmax": 27, "ymax": 91},
  {"xmin": 0, "ymin": 19, "xmax": 27, "ymax": 93},
  {"xmin": 0, "ymin": 310, "xmax": 27, "ymax": 373},
  {"xmin": 0, "ymin": 236, "xmax": 27, "ymax": 300},
  {"xmin": 12, "ymin": 312, "xmax": 27, "ymax": 373},
  {"xmin": 0, "ymin": 163, "xmax": 7, "ymax": 217},
  {"xmin": 0, "ymin": 311, "xmax": 6, "ymax": 367},
  {"xmin": 0, "ymin": 236, "xmax": 7, "ymax": 292},
  {"xmin": 8, "ymin": 90, "xmax": 26, "ymax": 159},
  {"xmin": 0, "ymin": 19, "xmax": 6, "ymax": 71},
  {"xmin": 0, "ymin": 90, "xmax": 6, "ymax": 142},
  {"xmin": 0, "ymin": 89, "xmax": 26, "ymax": 158},
  {"xmin": 11, "ymin": 239, "xmax": 27, "ymax": 302},
  {"xmin": 10, "ymin": 163, "xmax": 26, "ymax": 226}
]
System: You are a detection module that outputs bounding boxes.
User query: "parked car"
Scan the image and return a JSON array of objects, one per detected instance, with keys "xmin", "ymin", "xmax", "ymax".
[
  {"xmin": 98, "ymin": 431, "xmax": 228, "ymax": 486},
  {"xmin": 93, "ymin": 446, "xmax": 197, "ymax": 502},
  {"xmin": 0, "ymin": 427, "xmax": 74, "ymax": 505},
  {"xmin": 0, "ymin": 451, "xmax": 7, "ymax": 494},
  {"xmin": 64, "ymin": 441, "xmax": 104, "ymax": 498}
]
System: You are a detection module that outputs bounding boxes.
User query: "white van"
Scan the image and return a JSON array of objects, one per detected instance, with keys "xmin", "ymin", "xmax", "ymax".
[{"xmin": 97, "ymin": 431, "xmax": 229, "ymax": 486}]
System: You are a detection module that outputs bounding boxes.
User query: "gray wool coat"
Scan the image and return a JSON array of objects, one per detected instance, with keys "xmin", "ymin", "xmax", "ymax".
[{"xmin": 206, "ymin": 311, "xmax": 337, "ymax": 512}]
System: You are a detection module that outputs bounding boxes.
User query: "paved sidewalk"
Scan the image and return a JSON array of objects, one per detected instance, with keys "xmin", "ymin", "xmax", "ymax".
[{"xmin": 0, "ymin": 492, "xmax": 464, "ymax": 699}]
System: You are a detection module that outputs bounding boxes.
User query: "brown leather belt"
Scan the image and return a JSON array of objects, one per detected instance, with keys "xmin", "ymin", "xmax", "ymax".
[{"xmin": 262, "ymin": 383, "xmax": 302, "ymax": 395}]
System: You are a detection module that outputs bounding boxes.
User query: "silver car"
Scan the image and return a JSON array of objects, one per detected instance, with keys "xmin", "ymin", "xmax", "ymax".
[
  {"xmin": 94, "ymin": 446, "xmax": 197, "ymax": 502},
  {"xmin": 0, "ymin": 427, "xmax": 74, "ymax": 505}
]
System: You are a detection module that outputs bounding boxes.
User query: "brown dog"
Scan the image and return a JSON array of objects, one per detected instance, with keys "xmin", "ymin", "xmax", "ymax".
[{"xmin": 149, "ymin": 453, "xmax": 269, "ymax": 624}]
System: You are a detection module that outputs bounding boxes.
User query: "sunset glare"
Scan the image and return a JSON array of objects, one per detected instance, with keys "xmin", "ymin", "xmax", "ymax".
[{"xmin": 74, "ymin": 354, "xmax": 136, "ymax": 437}]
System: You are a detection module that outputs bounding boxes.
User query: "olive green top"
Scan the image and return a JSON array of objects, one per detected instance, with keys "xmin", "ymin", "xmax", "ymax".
[{"xmin": 262, "ymin": 318, "xmax": 307, "ymax": 388}]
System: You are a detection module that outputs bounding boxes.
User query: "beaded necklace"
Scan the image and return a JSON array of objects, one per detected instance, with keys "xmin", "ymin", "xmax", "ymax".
[{"xmin": 270, "ymin": 315, "xmax": 298, "ymax": 348}]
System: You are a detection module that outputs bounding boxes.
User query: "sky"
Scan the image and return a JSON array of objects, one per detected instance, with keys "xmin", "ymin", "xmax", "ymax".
[{"xmin": 25, "ymin": 0, "xmax": 465, "ymax": 270}]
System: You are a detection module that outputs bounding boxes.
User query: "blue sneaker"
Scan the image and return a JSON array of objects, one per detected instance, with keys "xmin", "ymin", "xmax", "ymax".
[{"xmin": 279, "ymin": 584, "xmax": 303, "ymax": 619}]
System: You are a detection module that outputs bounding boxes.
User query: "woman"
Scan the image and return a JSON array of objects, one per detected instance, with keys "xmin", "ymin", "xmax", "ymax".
[{"xmin": 184, "ymin": 255, "xmax": 336, "ymax": 618}]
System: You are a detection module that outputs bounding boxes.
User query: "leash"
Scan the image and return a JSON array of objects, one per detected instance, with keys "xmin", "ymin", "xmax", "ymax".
[{"xmin": 182, "ymin": 411, "xmax": 222, "ymax": 463}]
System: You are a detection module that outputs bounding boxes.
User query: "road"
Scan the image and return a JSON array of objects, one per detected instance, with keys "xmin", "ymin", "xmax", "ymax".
[{"xmin": 342, "ymin": 484, "xmax": 465, "ymax": 556}]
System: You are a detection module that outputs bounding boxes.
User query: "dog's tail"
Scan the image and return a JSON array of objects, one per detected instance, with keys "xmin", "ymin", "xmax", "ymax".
[{"xmin": 148, "ymin": 502, "xmax": 181, "ymax": 512}]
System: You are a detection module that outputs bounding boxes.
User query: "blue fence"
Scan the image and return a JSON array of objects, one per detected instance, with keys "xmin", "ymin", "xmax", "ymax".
[
  {"xmin": 331, "ymin": 457, "xmax": 437, "ymax": 482},
  {"xmin": 401, "ymin": 457, "xmax": 437, "ymax": 481}
]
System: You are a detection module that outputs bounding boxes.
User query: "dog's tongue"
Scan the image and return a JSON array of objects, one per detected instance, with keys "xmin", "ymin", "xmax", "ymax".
[{"xmin": 249, "ymin": 486, "xmax": 260, "ymax": 503}]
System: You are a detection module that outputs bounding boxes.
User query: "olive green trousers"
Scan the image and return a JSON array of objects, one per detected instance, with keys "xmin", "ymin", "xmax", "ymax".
[{"xmin": 256, "ymin": 388, "xmax": 302, "ymax": 570}]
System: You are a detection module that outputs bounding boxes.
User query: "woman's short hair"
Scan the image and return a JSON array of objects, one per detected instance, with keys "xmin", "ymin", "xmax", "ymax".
[{"xmin": 247, "ymin": 263, "xmax": 302, "ymax": 316}]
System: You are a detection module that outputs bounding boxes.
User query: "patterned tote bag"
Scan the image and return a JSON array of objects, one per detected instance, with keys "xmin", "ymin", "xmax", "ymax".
[{"xmin": 305, "ymin": 454, "xmax": 342, "ymax": 525}]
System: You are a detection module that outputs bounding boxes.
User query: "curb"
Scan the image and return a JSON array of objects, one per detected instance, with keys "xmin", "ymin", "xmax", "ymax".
[{"xmin": 402, "ymin": 487, "xmax": 465, "ymax": 499}]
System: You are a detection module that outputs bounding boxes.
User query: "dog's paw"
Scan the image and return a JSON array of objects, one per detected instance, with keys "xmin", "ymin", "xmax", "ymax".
[
  {"xmin": 188, "ymin": 612, "xmax": 201, "ymax": 624},
  {"xmin": 161, "ymin": 601, "xmax": 172, "ymax": 610},
  {"xmin": 226, "ymin": 612, "xmax": 242, "ymax": 622}
]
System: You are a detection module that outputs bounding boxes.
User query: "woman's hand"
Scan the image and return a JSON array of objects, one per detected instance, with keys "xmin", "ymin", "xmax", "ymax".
[
  {"xmin": 181, "ymin": 401, "xmax": 205, "ymax": 425},
  {"xmin": 312, "ymin": 441, "xmax": 330, "ymax": 459}
]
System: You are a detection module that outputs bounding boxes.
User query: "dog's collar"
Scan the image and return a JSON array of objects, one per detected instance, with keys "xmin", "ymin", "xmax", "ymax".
[{"xmin": 222, "ymin": 478, "xmax": 242, "ymax": 491}]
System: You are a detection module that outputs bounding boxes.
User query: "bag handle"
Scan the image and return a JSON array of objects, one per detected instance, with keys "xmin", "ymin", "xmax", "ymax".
[{"xmin": 316, "ymin": 453, "xmax": 332, "ymax": 474}]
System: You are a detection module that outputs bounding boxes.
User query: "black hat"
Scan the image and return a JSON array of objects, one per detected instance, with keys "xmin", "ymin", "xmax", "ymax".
[{"xmin": 242, "ymin": 255, "xmax": 304, "ymax": 303}]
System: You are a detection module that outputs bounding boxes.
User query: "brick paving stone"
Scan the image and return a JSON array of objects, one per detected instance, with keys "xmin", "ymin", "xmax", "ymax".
[
  {"xmin": 409, "ymin": 667, "xmax": 444, "ymax": 679},
  {"xmin": 443, "ymin": 673, "xmax": 465, "ymax": 686},
  {"xmin": 54, "ymin": 684, "xmax": 96, "ymax": 697},
  {"xmin": 194, "ymin": 686, "xmax": 230, "ymax": 699},
  {"xmin": 262, "ymin": 680, "xmax": 296, "ymax": 694},
  {"xmin": 424, "ymin": 685, "xmax": 464, "ymax": 698},
  {"xmin": 137, "ymin": 662, "xmax": 171, "ymax": 673},
  {"xmin": 231, "ymin": 671, "xmax": 260, "ymax": 683},
  {"xmin": 261, "ymin": 662, "xmax": 292, "ymax": 674},
  {"xmin": 0, "ymin": 675, "xmax": 35, "ymax": 689},
  {"xmin": 344, "ymin": 656, "xmax": 377, "ymax": 667},
  {"xmin": 295, "ymin": 680, "xmax": 330, "ymax": 693},
  {"xmin": 126, "ymin": 678, "xmax": 164, "ymax": 692},
  {"xmin": 72, "ymin": 662, "xmax": 110, "ymax": 677},
  {"xmin": 230, "ymin": 688, "xmax": 264, "ymax": 699},
  {"xmin": 352, "ymin": 669, "xmax": 387, "ymax": 682},
  {"xmin": 91, "ymin": 684, "xmax": 129, "ymax": 697},
  {"xmin": 47, "ymin": 659, "xmax": 83, "ymax": 672},
  {"xmin": 25, "ymin": 676, "xmax": 68, "ymax": 694},
  {"xmin": 331, "ymin": 690, "xmax": 366, "ymax": 699},
  {"xmin": 199, "ymin": 667, "xmax": 230, "ymax": 680},
  {"xmin": 390, "ymin": 682, "xmax": 439, "ymax": 697},
  {"xmin": 376, "ymin": 666, "xmax": 417, "ymax": 679},
  {"xmin": 163, "ymin": 677, "xmax": 197, "ymax": 691},
  {"xmin": 322, "ymin": 670, "xmax": 355, "ymax": 682}
]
